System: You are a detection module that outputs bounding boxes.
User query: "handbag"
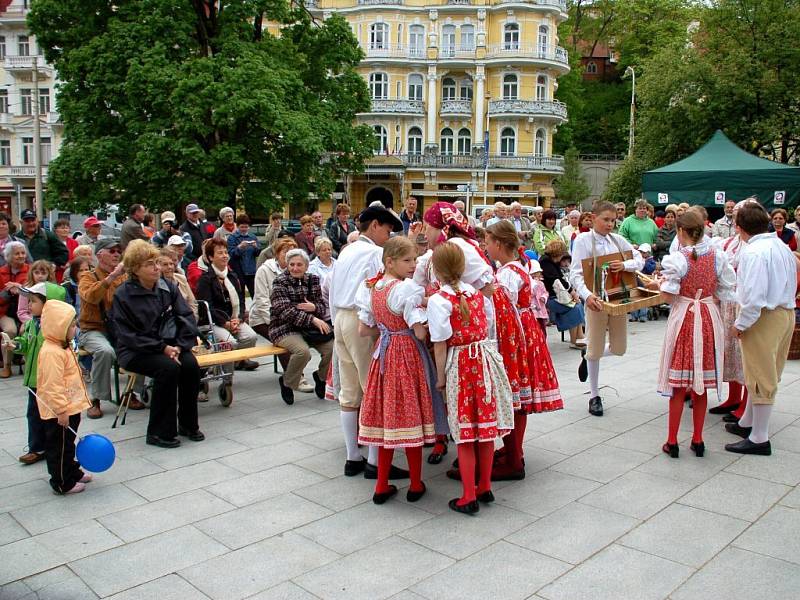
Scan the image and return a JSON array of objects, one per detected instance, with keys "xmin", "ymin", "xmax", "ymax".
[
  {"xmin": 301, "ymin": 323, "xmax": 334, "ymax": 345},
  {"xmin": 552, "ymin": 279, "xmax": 576, "ymax": 308}
]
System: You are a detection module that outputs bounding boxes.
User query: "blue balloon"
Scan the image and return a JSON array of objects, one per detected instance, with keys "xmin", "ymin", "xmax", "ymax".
[{"xmin": 76, "ymin": 433, "xmax": 116, "ymax": 473}]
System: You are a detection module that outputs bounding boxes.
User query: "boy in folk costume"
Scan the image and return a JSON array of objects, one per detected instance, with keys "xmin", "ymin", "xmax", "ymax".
[
  {"xmin": 651, "ymin": 211, "xmax": 736, "ymax": 458},
  {"xmin": 328, "ymin": 206, "xmax": 409, "ymax": 478},
  {"xmin": 725, "ymin": 203, "xmax": 797, "ymax": 456},
  {"xmin": 569, "ymin": 201, "xmax": 644, "ymax": 416}
]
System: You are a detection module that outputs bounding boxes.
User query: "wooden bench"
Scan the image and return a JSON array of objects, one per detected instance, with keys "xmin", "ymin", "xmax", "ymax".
[{"xmin": 194, "ymin": 345, "xmax": 286, "ymax": 368}]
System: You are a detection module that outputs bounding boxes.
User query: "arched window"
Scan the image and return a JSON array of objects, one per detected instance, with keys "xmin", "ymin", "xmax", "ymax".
[
  {"xmin": 586, "ymin": 61, "xmax": 598, "ymax": 74},
  {"xmin": 409, "ymin": 24, "xmax": 425, "ymax": 57},
  {"xmin": 369, "ymin": 22, "xmax": 389, "ymax": 50},
  {"xmin": 369, "ymin": 72, "xmax": 388, "ymax": 99},
  {"xmin": 504, "ymin": 23, "xmax": 520, "ymax": 50},
  {"xmin": 500, "ymin": 127, "xmax": 516, "ymax": 156},
  {"xmin": 535, "ymin": 128, "xmax": 547, "ymax": 156},
  {"xmin": 460, "ymin": 24, "xmax": 475, "ymax": 50},
  {"xmin": 408, "ymin": 127, "xmax": 423, "ymax": 155},
  {"xmin": 536, "ymin": 75, "xmax": 547, "ymax": 101},
  {"xmin": 538, "ymin": 24, "xmax": 549, "ymax": 54},
  {"xmin": 373, "ymin": 125, "xmax": 388, "ymax": 154},
  {"xmin": 440, "ymin": 127, "xmax": 454, "ymax": 155},
  {"xmin": 441, "ymin": 24, "xmax": 456, "ymax": 57},
  {"xmin": 459, "ymin": 76, "xmax": 473, "ymax": 100},
  {"xmin": 502, "ymin": 74, "xmax": 518, "ymax": 100},
  {"xmin": 457, "ymin": 128, "xmax": 471, "ymax": 155},
  {"xmin": 442, "ymin": 77, "xmax": 456, "ymax": 101},
  {"xmin": 408, "ymin": 74, "xmax": 423, "ymax": 101}
]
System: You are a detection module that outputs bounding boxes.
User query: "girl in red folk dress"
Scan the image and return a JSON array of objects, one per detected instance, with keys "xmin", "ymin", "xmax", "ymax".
[
  {"xmin": 428, "ymin": 242, "xmax": 514, "ymax": 515},
  {"xmin": 357, "ymin": 236, "xmax": 436, "ymax": 504},
  {"xmin": 486, "ymin": 221, "xmax": 563, "ymax": 480},
  {"xmin": 651, "ymin": 211, "xmax": 736, "ymax": 458}
]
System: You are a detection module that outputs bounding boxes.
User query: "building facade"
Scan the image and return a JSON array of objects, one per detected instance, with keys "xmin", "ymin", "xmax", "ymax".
[
  {"xmin": 308, "ymin": 0, "xmax": 569, "ymax": 215},
  {"xmin": 0, "ymin": 0, "xmax": 61, "ymax": 221}
]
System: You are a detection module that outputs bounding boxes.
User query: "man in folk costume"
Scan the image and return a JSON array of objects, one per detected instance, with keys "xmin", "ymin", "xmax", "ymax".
[
  {"xmin": 329, "ymin": 206, "xmax": 409, "ymax": 478},
  {"xmin": 725, "ymin": 202, "xmax": 797, "ymax": 456}
]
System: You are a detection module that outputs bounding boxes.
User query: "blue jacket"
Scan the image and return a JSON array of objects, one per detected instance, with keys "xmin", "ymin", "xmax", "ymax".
[{"xmin": 227, "ymin": 231, "xmax": 260, "ymax": 276}]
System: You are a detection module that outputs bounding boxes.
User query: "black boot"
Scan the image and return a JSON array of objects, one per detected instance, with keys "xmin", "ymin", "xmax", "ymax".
[{"xmin": 278, "ymin": 376, "xmax": 294, "ymax": 405}]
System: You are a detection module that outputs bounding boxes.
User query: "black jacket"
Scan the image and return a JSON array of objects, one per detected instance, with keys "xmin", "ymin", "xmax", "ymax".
[
  {"xmin": 327, "ymin": 219, "xmax": 356, "ymax": 254},
  {"xmin": 179, "ymin": 219, "xmax": 209, "ymax": 260},
  {"xmin": 109, "ymin": 278, "xmax": 199, "ymax": 368},
  {"xmin": 539, "ymin": 254, "xmax": 570, "ymax": 298},
  {"xmin": 195, "ymin": 268, "xmax": 245, "ymax": 327}
]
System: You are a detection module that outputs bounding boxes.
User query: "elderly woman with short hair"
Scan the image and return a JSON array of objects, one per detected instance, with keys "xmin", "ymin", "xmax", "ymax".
[
  {"xmin": 110, "ymin": 240, "xmax": 202, "ymax": 448},
  {"xmin": 268, "ymin": 249, "xmax": 332, "ymax": 405},
  {"xmin": 0, "ymin": 240, "xmax": 29, "ymax": 340}
]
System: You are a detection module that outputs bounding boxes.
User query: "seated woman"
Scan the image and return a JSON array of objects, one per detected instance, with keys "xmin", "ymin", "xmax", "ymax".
[
  {"xmin": 195, "ymin": 238, "xmax": 259, "ymax": 372},
  {"xmin": 109, "ymin": 240, "xmax": 202, "ymax": 448},
  {"xmin": 157, "ymin": 248, "xmax": 198, "ymax": 320},
  {"xmin": 268, "ymin": 249, "xmax": 333, "ymax": 405},
  {"xmin": 0, "ymin": 241, "xmax": 29, "ymax": 376},
  {"xmin": 308, "ymin": 236, "xmax": 336, "ymax": 286},
  {"xmin": 540, "ymin": 239, "xmax": 586, "ymax": 348}
]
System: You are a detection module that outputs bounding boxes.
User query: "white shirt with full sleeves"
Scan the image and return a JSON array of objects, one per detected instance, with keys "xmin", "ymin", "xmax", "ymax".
[
  {"xmin": 496, "ymin": 262, "xmax": 527, "ymax": 305},
  {"xmin": 328, "ymin": 237, "xmax": 383, "ymax": 322},
  {"xmin": 569, "ymin": 230, "xmax": 644, "ymax": 301},
  {"xmin": 658, "ymin": 240, "xmax": 737, "ymax": 303},
  {"xmin": 734, "ymin": 232, "xmax": 797, "ymax": 331},
  {"xmin": 427, "ymin": 283, "xmax": 479, "ymax": 343},
  {"xmin": 669, "ymin": 233, "xmax": 712, "ymax": 254},
  {"xmin": 355, "ymin": 277, "xmax": 427, "ymax": 327}
]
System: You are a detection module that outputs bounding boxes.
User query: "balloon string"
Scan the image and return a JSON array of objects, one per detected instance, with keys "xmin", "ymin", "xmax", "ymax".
[{"xmin": 26, "ymin": 387, "xmax": 80, "ymax": 437}]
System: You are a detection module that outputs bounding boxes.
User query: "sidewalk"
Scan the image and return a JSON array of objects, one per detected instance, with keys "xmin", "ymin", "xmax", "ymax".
[{"xmin": 1, "ymin": 320, "xmax": 799, "ymax": 599}]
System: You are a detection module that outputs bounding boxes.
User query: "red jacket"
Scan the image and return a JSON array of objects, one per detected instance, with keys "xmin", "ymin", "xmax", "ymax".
[{"xmin": 0, "ymin": 263, "xmax": 29, "ymax": 318}]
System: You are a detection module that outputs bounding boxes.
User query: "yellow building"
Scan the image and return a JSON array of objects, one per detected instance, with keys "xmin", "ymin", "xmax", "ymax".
[{"xmin": 308, "ymin": 0, "xmax": 569, "ymax": 216}]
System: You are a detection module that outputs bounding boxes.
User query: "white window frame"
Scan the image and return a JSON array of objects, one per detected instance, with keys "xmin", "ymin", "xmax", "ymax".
[
  {"xmin": 408, "ymin": 73, "xmax": 424, "ymax": 101},
  {"xmin": 369, "ymin": 72, "xmax": 389, "ymax": 100},
  {"xmin": 440, "ymin": 127, "xmax": 455, "ymax": 155},
  {"xmin": 409, "ymin": 24, "xmax": 425, "ymax": 57},
  {"xmin": 441, "ymin": 24, "xmax": 456, "ymax": 57},
  {"xmin": 459, "ymin": 77, "xmax": 473, "ymax": 100},
  {"xmin": 502, "ymin": 74, "xmax": 518, "ymax": 100},
  {"xmin": 460, "ymin": 24, "xmax": 475, "ymax": 51},
  {"xmin": 0, "ymin": 140, "xmax": 10, "ymax": 166},
  {"xmin": 457, "ymin": 128, "xmax": 471, "ymax": 155},
  {"xmin": 17, "ymin": 35, "xmax": 29, "ymax": 57},
  {"xmin": 20, "ymin": 89, "xmax": 32, "ymax": 116},
  {"xmin": 535, "ymin": 128, "xmax": 547, "ymax": 156},
  {"xmin": 0, "ymin": 90, "xmax": 8, "ymax": 113},
  {"xmin": 408, "ymin": 127, "xmax": 423, "ymax": 155},
  {"xmin": 500, "ymin": 127, "xmax": 516, "ymax": 156},
  {"xmin": 369, "ymin": 22, "xmax": 389, "ymax": 50},
  {"xmin": 442, "ymin": 77, "xmax": 457, "ymax": 101},
  {"xmin": 373, "ymin": 125, "xmax": 388, "ymax": 154},
  {"xmin": 503, "ymin": 23, "xmax": 520, "ymax": 51},
  {"xmin": 538, "ymin": 25, "xmax": 549, "ymax": 55},
  {"xmin": 536, "ymin": 75, "xmax": 547, "ymax": 101}
]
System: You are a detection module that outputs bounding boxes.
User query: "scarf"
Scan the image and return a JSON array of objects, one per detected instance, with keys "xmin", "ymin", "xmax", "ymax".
[
  {"xmin": 423, "ymin": 201, "xmax": 476, "ymax": 243},
  {"xmin": 211, "ymin": 263, "xmax": 240, "ymax": 319}
]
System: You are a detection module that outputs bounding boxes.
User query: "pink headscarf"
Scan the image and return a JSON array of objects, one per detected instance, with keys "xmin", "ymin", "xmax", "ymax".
[{"xmin": 423, "ymin": 201, "xmax": 476, "ymax": 241}]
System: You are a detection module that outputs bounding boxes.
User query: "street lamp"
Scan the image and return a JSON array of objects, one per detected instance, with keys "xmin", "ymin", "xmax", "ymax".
[{"xmin": 624, "ymin": 66, "xmax": 635, "ymax": 158}]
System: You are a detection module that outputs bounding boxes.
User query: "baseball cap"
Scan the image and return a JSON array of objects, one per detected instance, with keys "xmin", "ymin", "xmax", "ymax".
[
  {"xmin": 638, "ymin": 243, "xmax": 652, "ymax": 254},
  {"xmin": 95, "ymin": 238, "xmax": 122, "ymax": 253},
  {"xmin": 20, "ymin": 282, "xmax": 48, "ymax": 297},
  {"xmin": 83, "ymin": 216, "xmax": 104, "ymax": 228},
  {"xmin": 20, "ymin": 209, "xmax": 36, "ymax": 220},
  {"xmin": 167, "ymin": 235, "xmax": 186, "ymax": 246},
  {"xmin": 160, "ymin": 211, "xmax": 176, "ymax": 224},
  {"xmin": 185, "ymin": 203, "xmax": 201, "ymax": 214}
]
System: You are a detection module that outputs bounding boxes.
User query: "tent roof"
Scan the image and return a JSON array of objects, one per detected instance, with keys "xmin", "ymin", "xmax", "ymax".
[{"xmin": 646, "ymin": 130, "xmax": 796, "ymax": 174}]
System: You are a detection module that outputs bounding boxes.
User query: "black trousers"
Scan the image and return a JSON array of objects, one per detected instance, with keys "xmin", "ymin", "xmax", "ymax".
[
  {"xmin": 43, "ymin": 413, "xmax": 84, "ymax": 494},
  {"xmin": 27, "ymin": 388, "xmax": 46, "ymax": 454},
  {"xmin": 124, "ymin": 350, "xmax": 201, "ymax": 439}
]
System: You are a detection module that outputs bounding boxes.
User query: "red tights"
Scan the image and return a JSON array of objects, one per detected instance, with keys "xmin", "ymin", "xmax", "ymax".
[
  {"xmin": 668, "ymin": 389, "xmax": 707, "ymax": 444},
  {"xmin": 496, "ymin": 412, "xmax": 528, "ymax": 474},
  {"xmin": 456, "ymin": 441, "xmax": 494, "ymax": 506},
  {"xmin": 375, "ymin": 446, "xmax": 424, "ymax": 494},
  {"xmin": 718, "ymin": 381, "xmax": 745, "ymax": 409},
  {"xmin": 731, "ymin": 386, "xmax": 749, "ymax": 420},
  {"xmin": 431, "ymin": 434, "xmax": 448, "ymax": 456}
]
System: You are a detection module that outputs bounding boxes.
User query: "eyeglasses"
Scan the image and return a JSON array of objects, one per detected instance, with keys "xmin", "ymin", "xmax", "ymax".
[{"xmin": 106, "ymin": 248, "xmax": 121, "ymax": 254}]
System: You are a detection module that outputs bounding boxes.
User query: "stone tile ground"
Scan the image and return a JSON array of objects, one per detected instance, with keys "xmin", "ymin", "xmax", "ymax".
[{"xmin": 1, "ymin": 320, "xmax": 799, "ymax": 599}]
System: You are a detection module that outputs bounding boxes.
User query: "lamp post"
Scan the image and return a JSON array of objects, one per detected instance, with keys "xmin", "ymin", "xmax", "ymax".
[
  {"xmin": 32, "ymin": 56, "xmax": 43, "ymax": 221},
  {"xmin": 624, "ymin": 66, "xmax": 635, "ymax": 158}
]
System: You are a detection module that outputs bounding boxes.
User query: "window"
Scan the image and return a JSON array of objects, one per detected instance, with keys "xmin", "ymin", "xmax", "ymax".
[
  {"xmin": 459, "ymin": 77, "xmax": 473, "ymax": 100},
  {"xmin": 22, "ymin": 137, "xmax": 33, "ymax": 164},
  {"xmin": 369, "ymin": 23, "xmax": 389, "ymax": 50},
  {"xmin": 441, "ymin": 25, "xmax": 456, "ymax": 57},
  {"xmin": 39, "ymin": 88, "xmax": 50, "ymax": 114},
  {"xmin": 0, "ymin": 90, "xmax": 7, "ymax": 113},
  {"xmin": 536, "ymin": 75, "xmax": 547, "ymax": 101},
  {"xmin": 586, "ymin": 61, "xmax": 598, "ymax": 74},
  {"xmin": 440, "ymin": 127, "xmax": 454, "ymax": 155},
  {"xmin": 0, "ymin": 141, "xmax": 9, "ymax": 166},
  {"xmin": 41, "ymin": 137, "xmax": 51, "ymax": 165},
  {"xmin": 460, "ymin": 24, "xmax": 474, "ymax": 51},
  {"xmin": 502, "ymin": 74, "xmax": 518, "ymax": 100},
  {"xmin": 535, "ymin": 128, "xmax": 547, "ymax": 156},
  {"xmin": 369, "ymin": 73, "xmax": 388, "ymax": 99},
  {"xmin": 373, "ymin": 125, "xmax": 388, "ymax": 154},
  {"xmin": 442, "ymin": 77, "xmax": 456, "ymax": 101},
  {"xmin": 20, "ymin": 89, "xmax": 32, "ymax": 115},
  {"xmin": 457, "ymin": 128, "xmax": 471, "ymax": 155},
  {"xmin": 503, "ymin": 23, "xmax": 519, "ymax": 50},
  {"xmin": 17, "ymin": 35, "xmax": 29, "ymax": 57},
  {"xmin": 0, "ymin": 36, "xmax": 5, "ymax": 60},
  {"xmin": 408, "ymin": 127, "xmax": 423, "ymax": 155},
  {"xmin": 538, "ymin": 25, "xmax": 549, "ymax": 54},
  {"xmin": 409, "ymin": 25, "xmax": 425, "ymax": 57},
  {"xmin": 500, "ymin": 127, "xmax": 516, "ymax": 156},
  {"xmin": 408, "ymin": 74, "xmax": 423, "ymax": 101}
]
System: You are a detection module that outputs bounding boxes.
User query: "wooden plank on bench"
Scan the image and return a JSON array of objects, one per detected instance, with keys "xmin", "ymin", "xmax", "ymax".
[{"xmin": 195, "ymin": 345, "xmax": 286, "ymax": 368}]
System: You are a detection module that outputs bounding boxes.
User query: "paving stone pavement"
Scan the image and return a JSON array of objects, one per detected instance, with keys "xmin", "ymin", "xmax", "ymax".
[{"xmin": 1, "ymin": 319, "xmax": 799, "ymax": 599}]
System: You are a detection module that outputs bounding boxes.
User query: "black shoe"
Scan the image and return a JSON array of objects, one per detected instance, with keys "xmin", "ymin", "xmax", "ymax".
[
  {"xmin": 235, "ymin": 359, "xmax": 259, "ymax": 371},
  {"xmin": 312, "ymin": 370, "xmax": 325, "ymax": 399},
  {"xmin": 146, "ymin": 435, "xmax": 181, "ymax": 448},
  {"xmin": 690, "ymin": 441, "xmax": 705, "ymax": 457},
  {"xmin": 406, "ymin": 483, "xmax": 427, "ymax": 502},
  {"xmin": 709, "ymin": 403, "xmax": 739, "ymax": 415},
  {"xmin": 278, "ymin": 376, "xmax": 294, "ymax": 405},
  {"xmin": 178, "ymin": 427, "xmax": 205, "ymax": 442},
  {"xmin": 445, "ymin": 467, "xmax": 461, "ymax": 481},
  {"xmin": 364, "ymin": 463, "xmax": 410, "ymax": 480},
  {"xmin": 448, "ymin": 498, "xmax": 479, "ymax": 515},
  {"xmin": 372, "ymin": 485, "xmax": 398, "ymax": 505},
  {"xmin": 578, "ymin": 349, "xmax": 588, "ymax": 383},
  {"xmin": 588, "ymin": 395, "xmax": 603, "ymax": 417},
  {"xmin": 723, "ymin": 413, "xmax": 739, "ymax": 423},
  {"xmin": 725, "ymin": 423, "xmax": 752, "ymax": 438},
  {"xmin": 344, "ymin": 457, "xmax": 366, "ymax": 476},
  {"xmin": 476, "ymin": 490, "xmax": 495, "ymax": 504},
  {"xmin": 725, "ymin": 438, "xmax": 771, "ymax": 456},
  {"xmin": 427, "ymin": 445, "xmax": 448, "ymax": 465},
  {"xmin": 662, "ymin": 442, "xmax": 679, "ymax": 458}
]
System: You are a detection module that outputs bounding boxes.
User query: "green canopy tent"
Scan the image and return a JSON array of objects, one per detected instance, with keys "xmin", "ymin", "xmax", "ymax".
[{"xmin": 642, "ymin": 130, "xmax": 800, "ymax": 211}]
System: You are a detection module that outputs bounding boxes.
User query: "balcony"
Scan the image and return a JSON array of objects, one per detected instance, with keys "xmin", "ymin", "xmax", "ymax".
[
  {"xmin": 46, "ymin": 111, "xmax": 61, "ymax": 124},
  {"xmin": 439, "ymin": 45, "xmax": 475, "ymax": 60},
  {"xmin": 488, "ymin": 99, "xmax": 568, "ymax": 121},
  {"xmin": 362, "ymin": 98, "xmax": 424, "ymax": 116},
  {"xmin": 364, "ymin": 44, "xmax": 425, "ymax": 60},
  {"xmin": 439, "ymin": 99, "xmax": 473, "ymax": 117},
  {"xmin": 357, "ymin": 0, "xmax": 403, "ymax": 4},
  {"xmin": 447, "ymin": 0, "xmax": 473, "ymax": 5},
  {"xmin": 2, "ymin": 55, "xmax": 53, "ymax": 78},
  {"xmin": 0, "ymin": 165, "xmax": 49, "ymax": 179},
  {"xmin": 397, "ymin": 153, "xmax": 564, "ymax": 173},
  {"xmin": 495, "ymin": 0, "xmax": 567, "ymax": 11},
  {"xmin": 486, "ymin": 45, "xmax": 569, "ymax": 68}
]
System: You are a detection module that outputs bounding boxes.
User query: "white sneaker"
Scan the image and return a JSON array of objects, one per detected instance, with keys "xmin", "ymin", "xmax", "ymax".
[
  {"xmin": 575, "ymin": 338, "xmax": 587, "ymax": 345},
  {"xmin": 297, "ymin": 378, "xmax": 314, "ymax": 393}
]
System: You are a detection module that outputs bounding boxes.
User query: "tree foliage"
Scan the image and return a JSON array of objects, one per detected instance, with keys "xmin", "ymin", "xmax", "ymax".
[
  {"xmin": 554, "ymin": 147, "xmax": 591, "ymax": 204},
  {"xmin": 28, "ymin": 0, "xmax": 374, "ymax": 214}
]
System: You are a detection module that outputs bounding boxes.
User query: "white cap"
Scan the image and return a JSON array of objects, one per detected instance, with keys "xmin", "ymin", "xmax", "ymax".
[
  {"xmin": 528, "ymin": 259, "xmax": 542, "ymax": 274},
  {"xmin": 20, "ymin": 282, "xmax": 48, "ymax": 297},
  {"xmin": 167, "ymin": 235, "xmax": 186, "ymax": 246},
  {"xmin": 638, "ymin": 243, "xmax": 652, "ymax": 254}
]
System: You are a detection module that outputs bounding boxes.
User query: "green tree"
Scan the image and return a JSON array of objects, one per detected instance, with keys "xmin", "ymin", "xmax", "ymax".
[
  {"xmin": 28, "ymin": 0, "xmax": 374, "ymax": 214},
  {"xmin": 554, "ymin": 147, "xmax": 591, "ymax": 205}
]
